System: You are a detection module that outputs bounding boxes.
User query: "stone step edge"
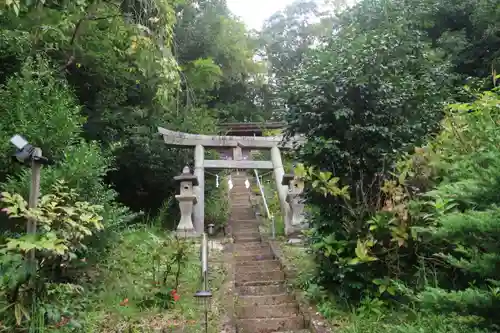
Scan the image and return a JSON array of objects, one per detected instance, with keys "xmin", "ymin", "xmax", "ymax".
[
  {"xmin": 235, "ymin": 206, "xmax": 332, "ymax": 333},
  {"xmin": 235, "ymin": 279, "xmax": 287, "ymax": 287},
  {"xmin": 235, "ymin": 305, "xmax": 301, "ymax": 319},
  {"xmin": 235, "ymin": 269, "xmax": 284, "ymax": 277},
  {"xmin": 263, "ymin": 237, "xmax": 333, "ymax": 333},
  {"xmin": 235, "ymin": 316, "xmax": 309, "ymax": 333},
  {"xmin": 235, "ymin": 300, "xmax": 297, "ymax": 307},
  {"xmin": 226, "ymin": 202, "xmax": 321, "ymax": 333}
]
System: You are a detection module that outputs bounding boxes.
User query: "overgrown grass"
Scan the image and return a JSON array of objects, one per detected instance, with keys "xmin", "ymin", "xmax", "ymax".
[
  {"xmin": 277, "ymin": 242, "xmax": 486, "ymax": 333},
  {"xmin": 74, "ymin": 226, "xmax": 226, "ymax": 332}
]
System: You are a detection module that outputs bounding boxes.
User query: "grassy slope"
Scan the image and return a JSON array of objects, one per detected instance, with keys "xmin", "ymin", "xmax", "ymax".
[
  {"xmin": 74, "ymin": 227, "xmax": 226, "ymax": 333},
  {"xmin": 278, "ymin": 243, "xmax": 486, "ymax": 333}
]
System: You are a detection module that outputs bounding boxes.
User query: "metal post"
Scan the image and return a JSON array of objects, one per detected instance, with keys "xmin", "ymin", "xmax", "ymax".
[
  {"xmin": 199, "ymin": 232, "xmax": 210, "ymax": 333},
  {"xmin": 271, "ymin": 215, "xmax": 276, "ymax": 239},
  {"xmin": 254, "ymin": 169, "xmax": 271, "ymax": 218},
  {"xmin": 201, "ymin": 233, "xmax": 208, "ymax": 290}
]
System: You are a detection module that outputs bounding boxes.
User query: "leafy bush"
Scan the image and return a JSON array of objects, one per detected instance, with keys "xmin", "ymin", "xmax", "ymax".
[
  {"xmin": 1, "ymin": 140, "xmax": 136, "ymax": 233},
  {"xmin": 0, "ymin": 55, "xmax": 84, "ymax": 178},
  {"xmin": 408, "ymin": 86, "xmax": 500, "ymax": 325},
  {"xmin": 0, "ymin": 180, "xmax": 104, "ymax": 331},
  {"xmin": 139, "ymin": 235, "xmax": 192, "ymax": 309},
  {"xmin": 299, "ymin": 86, "xmax": 500, "ymax": 329}
]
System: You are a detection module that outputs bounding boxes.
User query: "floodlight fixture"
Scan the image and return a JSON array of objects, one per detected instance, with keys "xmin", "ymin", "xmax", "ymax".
[
  {"xmin": 9, "ymin": 135, "xmax": 50, "ymax": 166},
  {"xmin": 10, "ymin": 134, "xmax": 28, "ymax": 150}
]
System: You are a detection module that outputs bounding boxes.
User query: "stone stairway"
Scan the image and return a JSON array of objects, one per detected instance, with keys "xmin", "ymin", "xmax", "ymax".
[{"xmin": 229, "ymin": 173, "xmax": 309, "ymax": 333}]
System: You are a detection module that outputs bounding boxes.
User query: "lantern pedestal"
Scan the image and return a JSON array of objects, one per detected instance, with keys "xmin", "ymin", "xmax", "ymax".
[
  {"xmin": 175, "ymin": 194, "xmax": 198, "ymax": 236},
  {"xmin": 174, "ymin": 166, "xmax": 199, "ymax": 237},
  {"xmin": 282, "ymin": 173, "xmax": 307, "ymax": 236}
]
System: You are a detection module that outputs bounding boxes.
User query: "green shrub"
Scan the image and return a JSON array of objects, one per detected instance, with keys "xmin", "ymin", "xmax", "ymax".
[
  {"xmin": 0, "ymin": 181, "xmax": 104, "ymax": 331},
  {"xmin": 301, "ymin": 87, "xmax": 500, "ymax": 329},
  {"xmin": 0, "ymin": 55, "xmax": 84, "ymax": 178}
]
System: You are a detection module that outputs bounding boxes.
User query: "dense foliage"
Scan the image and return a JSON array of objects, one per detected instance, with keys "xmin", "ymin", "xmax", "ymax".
[
  {"xmin": 0, "ymin": 0, "xmax": 266, "ymax": 330},
  {"xmin": 268, "ymin": 0, "xmax": 500, "ymax": 330},
  {"xmin": 1, "ymin": 0, "xmax": 500, "ymax": 331}
]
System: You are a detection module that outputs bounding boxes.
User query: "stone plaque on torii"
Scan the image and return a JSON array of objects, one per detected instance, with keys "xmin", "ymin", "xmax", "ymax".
[{"xmin": 158, "ymin": 126, "xmax": 305, "ymax": 235}]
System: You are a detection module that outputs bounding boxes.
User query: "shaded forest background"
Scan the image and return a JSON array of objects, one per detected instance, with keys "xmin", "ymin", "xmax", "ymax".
[{"xmin": 0, "ymin": 0, "xmax": 500, "ymax": 331}]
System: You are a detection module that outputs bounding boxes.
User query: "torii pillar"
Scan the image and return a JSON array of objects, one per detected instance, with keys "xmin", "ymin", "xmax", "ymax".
[
  {"xmin": 193, "ymin": 144, "xmax": 204, "ymax": 234},
  {"xmin": 271, "ymin": 146, "xmax": 290, "ymax": 221}
]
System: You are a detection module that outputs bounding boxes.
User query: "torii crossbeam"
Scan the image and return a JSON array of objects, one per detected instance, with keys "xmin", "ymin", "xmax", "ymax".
[{"xmin": 158, "ymin": 126, "xmax": 304, "ymax": 234}]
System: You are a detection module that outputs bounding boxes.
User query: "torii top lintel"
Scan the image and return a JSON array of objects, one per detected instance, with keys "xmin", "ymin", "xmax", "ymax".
[{"xmin": 158, "ymin": 127, "xmax": 303, "ymax": 149}]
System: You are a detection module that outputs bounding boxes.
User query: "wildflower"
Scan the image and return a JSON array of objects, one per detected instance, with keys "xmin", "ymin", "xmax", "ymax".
[
  {"xmin": 119, "ymin": 298, "xmax": 129, "ymax": 306},
  {"xmin": 55, "ymin": 316, "xmax": 70, "ymax": 328},
  {"xmin": 171, "ymin": 289, "xmax": 180, "ymax": 302}
]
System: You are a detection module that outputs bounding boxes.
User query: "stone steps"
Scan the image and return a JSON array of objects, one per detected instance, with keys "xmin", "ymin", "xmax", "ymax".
[
  {"xmin": 237, "ymin": 282, "xmax": 287, "ymax": 295},
  {"xmin": 236, "ymin": 264, "xmax": 281, "ymax": 275},
  {"xmin": 230, "ymin": 180, "xmax": 309, "ymax": 333},
  {"xmin": 233, "ymin": 246, "xmax": 273, "ymax": 255},
  {"xmin": 235, "ymin": 254, "xmax": 275, "ymax": 262},
  {"xmin": 236, "ymin": 270, "xmax": 285, "ymax": 283},
  {"xmin": 236, "ymin": 317, "xmax": 306, "ymax": 333},
  {"xmin": 233, "ymin": 236, "xmax": 262, "ymax": 243},
  {"xmin": 236, "ymin": 303, "xmax": 299, "ymax": 318},
  {"xmin": 234, "ymin": 248, "xmax": 273, "ymax": 257},
  {"xmin": 237, "ymin": 294, "xmax": 295, "ymax": 306},
  {"xmin": 227, "ymin": 228, "xmax": 259, "ymax": 235},
  {"xmin": 237, "ymin": 259, "xmax": 281, "ymax": 270},
  {"xmin": 233, "ymin": 231, "xmax": 261, "ymax": 239}
]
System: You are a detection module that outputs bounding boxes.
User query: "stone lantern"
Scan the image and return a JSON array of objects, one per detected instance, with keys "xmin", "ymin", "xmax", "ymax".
[
  {"xmin": 281, "ymin": 173, "xmax": 306, "ymax": 236},
  {"xmin": 174, "ymin": 166, "xmax": 199, "ymax": 236}
]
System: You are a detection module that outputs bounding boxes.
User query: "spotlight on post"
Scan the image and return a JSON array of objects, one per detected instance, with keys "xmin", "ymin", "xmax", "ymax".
[
  {"xmin": 10, "ymin": 135, "xmax": 49, "ymax": 166},
  {"xmin": 8, "ymin": 134, "xmax": 50, "ymax": 270}
]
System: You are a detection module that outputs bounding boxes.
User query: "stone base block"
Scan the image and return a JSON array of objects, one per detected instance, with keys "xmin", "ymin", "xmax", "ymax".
[{"xmin": 175, "ymin": 229, "xmax": 198, "ymax": 238}]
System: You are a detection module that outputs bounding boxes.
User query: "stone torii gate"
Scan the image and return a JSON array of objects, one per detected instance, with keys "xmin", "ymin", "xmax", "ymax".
[{"xmin": 158, "ymin": 126, "xmax": 303, "ymax": 234}]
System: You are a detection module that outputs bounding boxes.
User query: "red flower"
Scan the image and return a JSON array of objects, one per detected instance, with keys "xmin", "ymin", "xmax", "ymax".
[
  {"xmin": 171, "ymin": 289, "xmax": 180, "ymax": 302},
  {"xmin": 55, "ymin": 316, "xmax": 70, "ymax": 328},
  {"xmin": 119, "ymin": 298, "xmax": 129, "ymax": 306}
]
